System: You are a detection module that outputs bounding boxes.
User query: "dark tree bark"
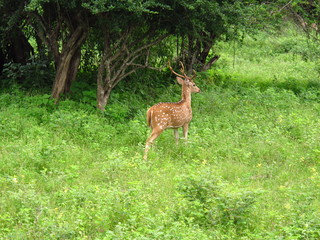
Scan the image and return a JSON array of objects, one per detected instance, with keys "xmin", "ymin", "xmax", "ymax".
[
  {"xmin": 180, "ymin": 32, "xmax": 220, "ymax": 73},
  {"xmin": 0, "ymin": 51, "xmax": 5, "ymax": 74},
  {"xmin": 6, "ymin": 27, "xmax": 33, "ymax": 64}
]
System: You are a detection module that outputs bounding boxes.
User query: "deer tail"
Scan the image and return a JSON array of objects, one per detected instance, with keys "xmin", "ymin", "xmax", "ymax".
[{"xmin": 146, "ymin": 108, "xmax": 152, "ymax": 128}]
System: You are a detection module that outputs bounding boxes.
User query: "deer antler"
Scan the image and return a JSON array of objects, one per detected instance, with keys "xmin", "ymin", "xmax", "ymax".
[
  {"xmin": 168, "ymin": 61, "xmax": 197, "ymax": 80},
  {"xmin": 191, "ymin": 70, "xmax": 197, "ymax": 80},
  {"xmin": 179, "ymin": 61, "xmax": 187, "ymax": 77},
  {"xmin": 168, "ymin": 61, "xmax": 185, "ymax": 79}
]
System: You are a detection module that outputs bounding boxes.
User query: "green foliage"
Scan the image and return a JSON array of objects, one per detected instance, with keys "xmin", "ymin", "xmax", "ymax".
[
  {"xmin": 1, "ymin": 58, "xmax": 53, "ymax": 89},
  {"xmin": 82, "ymin": 0, "xmax": 168, "ymax": 14},
  {"xmin": 1, "ymin": 82, "xmax": 319, "ymax": 238},
  {"xmin": 175, "ymin": 171, "xmax": 259, "ymax": 231},
  {"xmin": 1, "ymin": 26, "xmax": 320, "ymax": 239},
  {"xmin": 213, "ymin": 24, "xmax": 320, "ymax": 95}
]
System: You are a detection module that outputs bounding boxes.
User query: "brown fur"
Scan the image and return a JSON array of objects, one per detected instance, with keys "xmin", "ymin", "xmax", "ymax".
[{"xmin": 144, "ymin": 75, "xmax": 200, "ymax": 160}]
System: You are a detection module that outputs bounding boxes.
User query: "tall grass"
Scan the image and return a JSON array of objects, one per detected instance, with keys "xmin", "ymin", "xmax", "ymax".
[{"xmin": 0, "ymin": 26, "xmax": 320, "ymax": 239}]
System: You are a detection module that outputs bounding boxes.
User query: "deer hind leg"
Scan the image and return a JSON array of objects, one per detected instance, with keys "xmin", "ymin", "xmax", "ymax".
[
  {"xmin": 174, "ymin": 129, "xmax": 179, "ymax": 145},
  {"xmin": 144, "ymin": 128, "xmax": 163, "ymax": 160},
  {"xmin": 182, "ymin": 123, "xmax": 189, "ymax": 143}
]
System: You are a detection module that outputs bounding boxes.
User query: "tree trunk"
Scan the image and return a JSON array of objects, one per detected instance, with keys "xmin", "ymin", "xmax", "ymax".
[
  {"xmin": 201, "ymin": 55, "xmax": 220, "ymax": 71},
  {"xmin": 0, "ymin": 50, "xmax": 4, "ymax": 73},
  {"xmin": 180, "ymin": 33, "xmax": 219, "ymax": 72},
  {"xmin": 35, "ymin": 34, "xmax": 47, "ymax": 61},
  {"xmin": 51, "ymin": 26, "xmax": 87, "ymax": 101},
  {"xmin": 65, "ymin": 47, "xmax": 81, "ymax": 93},
  {"xmin": 51, "ymin": 48, "xmax": 78, "ymax": 100},
  {"xmin": 96, "ymin": 52, "xmax": 113, "ymax": 111},
  {"xmin": 97, "ymin": 86, "xmax": 112, "ymax": 111},
  {"xmin": 7, "ymin": 27, "xmax": 33, "ymax": 64}
]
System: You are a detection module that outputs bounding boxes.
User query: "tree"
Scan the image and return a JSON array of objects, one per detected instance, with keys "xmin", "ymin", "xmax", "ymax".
[
  {"xmin": 2, "ymin": 0, "xmax": 276, "ymax": 110},
  {"xmin": 173, "ymin": 0, "xmax": 270, "ymax": 72},
  {"xmin": 26, "ymin": 0, "xmax": 89, "ymax": 101},
  {"xmin": 95, "ymin": 22, "xmax": 169, "ymax": 110},
  {"xmin": 86, "ymin": 0, "xmax": 265, "ymax": 110},
  {"xmin": 84, "ymin": 1, "xmax": 171, "ymax": 110}
]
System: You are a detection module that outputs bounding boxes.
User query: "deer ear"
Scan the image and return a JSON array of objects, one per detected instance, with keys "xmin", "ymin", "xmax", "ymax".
[{"xmin": 176, "ymin": 77, "xmax": 184, "ymax": 85}]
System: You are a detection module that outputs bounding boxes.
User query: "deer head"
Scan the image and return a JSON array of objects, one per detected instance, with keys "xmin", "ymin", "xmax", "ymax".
[{"xmin": 170, "ymin": 62, "xmax": 200, "ymax": 94}]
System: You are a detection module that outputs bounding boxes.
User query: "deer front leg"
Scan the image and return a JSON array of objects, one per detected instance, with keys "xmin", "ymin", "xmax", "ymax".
[
  {"xmin": 174, "ymin": 129, "xmax": 179, "ymax": 145},
  {"xmin": 144, "ymin": 128, "xmax": 163, "ymax": 160},
  {"xmin": 182, "ymin": 123, "xmax": 189, "ymax": 143}
]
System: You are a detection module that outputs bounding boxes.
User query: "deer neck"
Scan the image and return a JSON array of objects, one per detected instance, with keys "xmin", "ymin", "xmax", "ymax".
[{"xmin": 181, "ymin": 86, "xmax": 192, "ymax": 106}]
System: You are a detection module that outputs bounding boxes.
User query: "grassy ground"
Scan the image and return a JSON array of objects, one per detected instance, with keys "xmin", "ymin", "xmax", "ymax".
[{"xmin": 0, "ymin": 28, "xmax": 320, "ymax": 239}]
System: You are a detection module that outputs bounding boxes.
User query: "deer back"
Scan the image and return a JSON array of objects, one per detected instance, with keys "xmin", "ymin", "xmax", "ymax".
[{"xmin": 147, "ymin": 100, "xmax": 192, "ymax": 130}]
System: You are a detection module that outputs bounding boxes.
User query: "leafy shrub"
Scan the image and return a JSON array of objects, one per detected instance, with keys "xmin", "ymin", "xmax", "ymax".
[
  {"xmin": 104, "ymin": 101, "xmax": 131, "ymax": 122},
  {"xmin": 281, "ymin": 214, "xmax": 320, "ymax": 239},
  {"xmin": 1, "ymin": 58, "xmax": 54, "ymax": 89},
  {"xmin": 175, "ymin": 171, "xmax": 258, "ymax": 231},
  {"xmin": 69, "ymin": 79, "xmax": 97, "ymax": 107}
]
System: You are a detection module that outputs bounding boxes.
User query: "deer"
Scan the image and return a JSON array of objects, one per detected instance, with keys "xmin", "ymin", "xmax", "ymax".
[{"xmin": 144, "ymin": 62, "xmax": 200, "ymax": 160}]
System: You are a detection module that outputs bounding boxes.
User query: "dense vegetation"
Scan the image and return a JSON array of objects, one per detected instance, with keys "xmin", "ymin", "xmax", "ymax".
[
  {"xmin": 1, "ymin": 25, "xmax": 320, "ymax": 239},
  {"xmin": 1, "ymin": 0, "xmax": 261, "ymax": 110}
]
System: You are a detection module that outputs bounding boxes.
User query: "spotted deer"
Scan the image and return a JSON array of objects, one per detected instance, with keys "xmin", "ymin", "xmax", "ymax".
[{"xmin": 144, "ymin": 62, "xmax": 200, "ymax": 159}]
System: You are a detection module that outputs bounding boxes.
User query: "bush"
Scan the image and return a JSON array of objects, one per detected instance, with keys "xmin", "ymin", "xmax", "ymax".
[
  {"xmin": 1, "ymin": 58, "xmax": 54, "ymax": 89},
  {"xmin": 174, "ymin": 170, "xmax": 259, "ymax": 232}
]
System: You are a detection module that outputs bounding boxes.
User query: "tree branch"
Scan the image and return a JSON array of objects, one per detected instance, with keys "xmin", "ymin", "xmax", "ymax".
[{"xmin": 201, "ymin": 55, "xmax": 220, "ymax": 71}]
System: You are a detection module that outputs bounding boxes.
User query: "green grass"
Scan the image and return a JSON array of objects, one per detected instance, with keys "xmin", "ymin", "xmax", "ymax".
[
  {"xmin": 214, "ymin": 27, "xmax": 320, "ymax": 91},
  {"xmin": 1, "ymin": 27, "xmax": 320, "ymax": 239}
]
